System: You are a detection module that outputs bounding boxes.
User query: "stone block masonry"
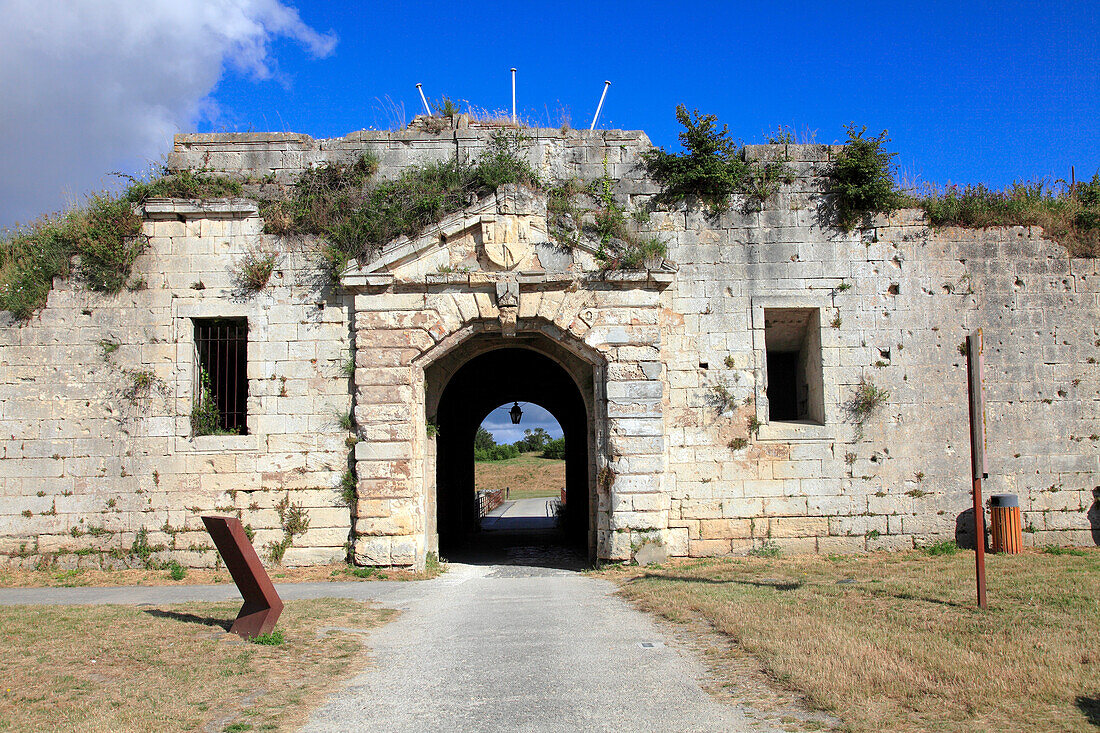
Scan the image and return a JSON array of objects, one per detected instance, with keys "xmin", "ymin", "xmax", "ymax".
[
  {"xmin": 0, "ymin": 122, "xmax": 1095, "ymax": 569},
  {"xmin": 0, "ymin": 201, "xmax": 356, "ymax": 569}
]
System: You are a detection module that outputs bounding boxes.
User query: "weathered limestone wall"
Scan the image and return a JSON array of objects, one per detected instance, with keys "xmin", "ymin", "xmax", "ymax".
[
  {"xmin": 1, "ymin": 124, "xmax": 1096, "ymax": 569},
  {"xmin": 0, "ymin": 203, "xmax": 355, "ymax": 568},
  {"xmin": 656, "ymin": 144, "xmax": 1098, "ymax": 555},
  {"xmin": 166, "ymin": 123, "xmax": 652, "ymax": 189}
]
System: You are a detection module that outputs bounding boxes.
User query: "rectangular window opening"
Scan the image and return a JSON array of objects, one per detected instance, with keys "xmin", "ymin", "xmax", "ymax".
[
  {"xmin": 193, "ymin": 318, "xmax": 248, "ymax": 435},
  {"xmin": 764, "ymin": 308, "xmax": 824, "ymax": 425}
]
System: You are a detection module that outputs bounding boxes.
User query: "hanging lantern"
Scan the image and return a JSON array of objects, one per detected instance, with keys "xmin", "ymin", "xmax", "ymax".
[{"xmin": 509, "ymin": 402, "xmax": 522, "ymax": 424}]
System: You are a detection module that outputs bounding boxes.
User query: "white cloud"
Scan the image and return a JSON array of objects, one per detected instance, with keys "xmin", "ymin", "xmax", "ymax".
[{"xmin": 0, "ymin": 0, "xmax": 335, "ymax": 226}]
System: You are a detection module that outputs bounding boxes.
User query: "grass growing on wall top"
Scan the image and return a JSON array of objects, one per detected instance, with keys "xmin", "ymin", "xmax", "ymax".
[
  {"xmin": 827, "ymin": 123, "xmax": 1100, "ymax": 254},
  {"xmin": 262, "ymin": 130, "xmax": 540, "ymax": 277},
  {"xmin": 0, "ymin": 170, "xmax": 242, "ymax": 320},
  {"xmin": 916, "ymin": 177, "xmax": 1100, "ymax": 256}
]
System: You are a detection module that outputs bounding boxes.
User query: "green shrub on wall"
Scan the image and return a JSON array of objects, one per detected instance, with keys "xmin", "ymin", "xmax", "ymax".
[
  {"xmin": 642, "ymin": 105, "xmax": 793, "ymax": 213},
  {"xmin": 0, "ymin": 170, "xmax": 241, "ymax": 320},
  {"xmin": 828, "ymin": 124, "xmax": 903, "ymax": 230},
  {"xmin": 262, "ymin": 131, "xmax": 540, "ymax": 277}
]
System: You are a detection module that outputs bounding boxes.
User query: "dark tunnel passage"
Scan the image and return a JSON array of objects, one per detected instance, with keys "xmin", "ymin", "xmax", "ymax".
[{"xmin": 433, "ymin": 345, "xmax": 593, "ymax": 565}]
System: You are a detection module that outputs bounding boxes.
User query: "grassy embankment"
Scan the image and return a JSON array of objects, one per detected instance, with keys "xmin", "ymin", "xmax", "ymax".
[
  {"xmin": 474, "ymin": 451, "xmax": 565, "ymax": 501},
  {"xmin": 609, "ymin": 548, "xmax": 1100, "ymax": 733}
]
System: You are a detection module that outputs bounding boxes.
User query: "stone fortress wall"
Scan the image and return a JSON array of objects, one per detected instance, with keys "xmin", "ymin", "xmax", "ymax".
[{"xmin": 0, "ymin": 120, "xmax": 1095, "ymax": 569}]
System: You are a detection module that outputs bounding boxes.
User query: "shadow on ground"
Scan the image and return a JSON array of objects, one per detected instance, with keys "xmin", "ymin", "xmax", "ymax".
[
  {"xmin": 1077, "ymin": 695, "xmax": 1100, "ymax": 726},
  {"xmin": 143, "ymin": 608, "xmax": 232, "ymax": 631},
  {"xmin": 629, "ymin": 574, "xmax": 803, "ymax": 592},
  {"xmin": 443, "ymin": 527, "xmax": 590, "ymax": 572},
  {"xmin": 442, "ymin": 498, "xmax": 590, "ymax": 572}
]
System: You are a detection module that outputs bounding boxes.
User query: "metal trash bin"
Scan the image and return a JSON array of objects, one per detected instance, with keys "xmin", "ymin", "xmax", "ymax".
[{"xmin": 990, "ymin": 494, "xmax": 1022, "ymax": 554}]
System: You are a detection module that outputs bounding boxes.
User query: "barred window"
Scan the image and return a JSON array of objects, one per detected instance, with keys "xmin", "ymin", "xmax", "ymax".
[{"xmin": 192, "ymin": 318, "xmax": 248, "ymax": 435}]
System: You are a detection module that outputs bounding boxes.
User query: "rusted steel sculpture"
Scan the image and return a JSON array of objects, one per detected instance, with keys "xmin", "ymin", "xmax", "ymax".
[{"xmin": 202, "ymin": 515, "xmax": 283, "ymax": 639}]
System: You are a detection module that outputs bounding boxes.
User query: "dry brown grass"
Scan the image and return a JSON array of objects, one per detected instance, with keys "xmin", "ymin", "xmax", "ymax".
[
  {"xmin": 0, "ymin": 562, "xmax": 439, "ymax": 589},
  {"xmin": 0, "ymin": 598, "xmax": 393, "ymax": 732},
  {"xmin": 474, "ymin": 451, "xmax": 565, "ymax": 500},
  {"xmin": 609, "ymin": 549, "xmax": 1100, "ymax": 732}
]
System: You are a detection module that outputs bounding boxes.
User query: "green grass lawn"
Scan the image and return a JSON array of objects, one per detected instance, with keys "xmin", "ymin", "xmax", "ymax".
[{"xmin": 474, "ymin": 451, "xmax": 564, "ymax": 500}]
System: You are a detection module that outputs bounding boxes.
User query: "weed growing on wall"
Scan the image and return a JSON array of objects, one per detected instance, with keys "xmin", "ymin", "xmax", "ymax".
[
  {"xmin": 0, "ymin": 170, "xmax": 242, "ymax": 320},
  {"xmin": 586, "ymin": 158, "xmax": 668, "ymax": 270},
  {"xmin": 130, "ymin": 527, "xmax": 167, "ymax": 569},
  {"xmin": 642, "ymin": 105, "xmax": 793, "ymax": 213},
  {"xmin": 266, "ymin": 494, "xmax": 310, "ymax": 565},
  {"xmin": 231, "ymin": 247, "xmax": 278, "ymax": 292},
  {"xmin": 337, "ymin": 409, "xmax": 355, "ymax": 431},
  {"xmin": 748, "ymin": 541, "xmax": 782, "ymax": 558},
  {"xmin": 123, "ymin": 370, "xmax": 161, "ymax": 404},
  {"xmin": 828, "ymin": 124, "xmax": 903, "ymax": 230},
  {"xmin": 846, "ymin": 377, "xmax": 890, "ymax": 440},
  {"xmin": 546, "ymin": 179, "xmax": 586, "ymax": 247},
  {"xmin": 190, "ymin": 367, "xmax": 222, "ymax": 436},
  {"xmin": 338, "ymin": 468, "xmax": 357, "ymax": 507}
]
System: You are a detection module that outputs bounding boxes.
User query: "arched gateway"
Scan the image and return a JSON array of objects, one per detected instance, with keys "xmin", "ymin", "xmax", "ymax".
[
  {"xmin": 428, "ymin": 333, "xmax": 597, "ymax": 559},
  {"xmin": 341, "ymin": 185, "xmax": 674, "ymax": 569}
]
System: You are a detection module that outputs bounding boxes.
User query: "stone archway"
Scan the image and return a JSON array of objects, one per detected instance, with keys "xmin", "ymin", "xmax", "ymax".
[
  {"xmin": 423, "ymin": 328, "xmax": 604, "ymax": 560},
  {"xmin": 342, "ymin": 228, "xmax": 673, "ymax": 568}
]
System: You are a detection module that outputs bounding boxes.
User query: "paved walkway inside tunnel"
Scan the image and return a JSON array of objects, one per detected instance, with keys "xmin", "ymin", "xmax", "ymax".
[
  {"xmin": 0, "ymin": 564, "xmax": 788, "ymax": 732},
  {"xmin": 480, "ymin": 496, "xmax": 559, "ymax": 532},
  {"xmin": 450, "ymin": 496, "xmax": 587, "ymax": 570}
]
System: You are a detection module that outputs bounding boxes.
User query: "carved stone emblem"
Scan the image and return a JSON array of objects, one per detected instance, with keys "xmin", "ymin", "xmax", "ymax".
[{"xmin": 482, "ymin": 216, "xmax": 532, "ymax": 269}]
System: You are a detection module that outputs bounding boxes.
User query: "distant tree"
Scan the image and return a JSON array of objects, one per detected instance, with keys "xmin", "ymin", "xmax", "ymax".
[
  {"xmin": 514, "ymin": 427, "xmax": 551, "ymax": 452},
  {"xmin": 475, "ymin": 443, "xmax": 520, "ymax": 462},
  {"xmin": 474, "ymin": 426, "xmax": 496, "ymax": 452},
  {"xmin": 542, "ymin": 437, "xmax": 566, "ymax": 460}
]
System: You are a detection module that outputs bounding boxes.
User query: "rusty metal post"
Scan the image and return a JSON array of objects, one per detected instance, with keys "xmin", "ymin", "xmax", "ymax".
[
  {"xmin": 202, "ymin": 515, "xmax": 283, "ymax": 638},
  {"xmin": 966, "ymin": 330, "xmax": 988, "ymax": 609}
]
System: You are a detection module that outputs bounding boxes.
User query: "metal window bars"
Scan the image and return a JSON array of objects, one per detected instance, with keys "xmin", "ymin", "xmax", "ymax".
[{"xmin": 193, "ymin": 318, "xmax": 248, "ymax": 435}]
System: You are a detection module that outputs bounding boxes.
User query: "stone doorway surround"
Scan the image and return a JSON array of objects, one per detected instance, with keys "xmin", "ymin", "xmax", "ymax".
[
  {"xmin": 339, "ymin": 186, "xmax": 674, "ymax": 568},
  {"xmin": 423, "ymin": 330, "xmax": 600, "ymax": 560}
]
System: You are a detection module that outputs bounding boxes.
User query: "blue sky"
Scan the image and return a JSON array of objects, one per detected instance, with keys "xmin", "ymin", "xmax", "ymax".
[
  {"xmin": 2, "ymin": 1, "xmax": 1099, "ymax": 226},
  {"xmin": 204, "ymin": 1, "xmax": 1100, "ymax": 190},
  {"xmin": 480, "ymin": 403, "xmax": 563, "ymax": 446}
]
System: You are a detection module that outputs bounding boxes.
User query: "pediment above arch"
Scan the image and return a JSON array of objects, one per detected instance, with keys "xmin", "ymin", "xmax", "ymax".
[{"xmin": 340, "ymin": 184, "xmax": 606, "ymax": 286}]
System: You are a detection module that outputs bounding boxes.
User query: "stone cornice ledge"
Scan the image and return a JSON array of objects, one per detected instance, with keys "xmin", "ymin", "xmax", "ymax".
[
  {"xmin": 341, "ymin": 268, "xmax": 674, "ymax": 293},
  {"xmin": 140, "ymin": 198, "xmax": 258, "ymax": 220}
]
